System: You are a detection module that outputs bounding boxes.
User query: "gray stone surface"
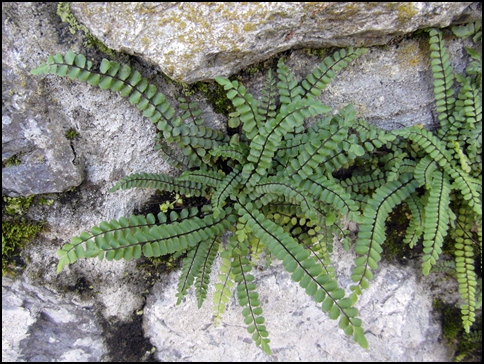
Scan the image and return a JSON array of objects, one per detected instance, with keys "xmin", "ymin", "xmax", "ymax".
[
  {"xmin": 2, "ymin": 277, "xmax": 106, "ymax": 362},
  {"xmin": 2, "ymin": 2, "xmax": 478, "ymax": 362},
  {"xmin": 2, "ymin": 2, "xmax": 174, "ymax": 198},
  {"xmin": 70, "ymin": 2, "xmax": 480, "ymax": 83},
  {"xmin": 2, "ymin": 115, "xmax": 83, "ymax": 196},
  {"xmin": 143, "ymin": 249, "xmax": 452, "ymax": 362}
]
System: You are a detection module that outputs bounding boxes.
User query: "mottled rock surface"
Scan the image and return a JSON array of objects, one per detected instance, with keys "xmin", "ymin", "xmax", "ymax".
[
  {"xmin": 144, "ymin": 251, "xmax": 453, "ymax": 362},
  {"xmin": 70, "ymin": 2, "xmax": 480, "ymax": 83},
  {"xmin": 2, "ymin": 277, "xmax": 106, "ymax": 362},
  {"xmin": 2, "ymin": 2, "xmax": 479, "ymax": 362}
]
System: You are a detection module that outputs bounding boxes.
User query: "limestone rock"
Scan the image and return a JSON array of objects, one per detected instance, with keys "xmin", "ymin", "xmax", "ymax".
[
  {"xmin": 2, "ymin": 116, "xmax": 84, "ymax": 196},
  {"xmin": 2, "ymin": 2, "xmax": 170, "ymax": 197},
  {"xmin": 143, "ymin": 252, "xmax": 452, "ymax": 361},
  {"xmin": 1, "ymin": 2, "xmax": 476, "ymax": 362},
  {"xmin": 2, "ymin": 277, "xmax": 106, "ymax": 362},
  {"xmin": 70, "ymin": 2, "xmax": 479, "ymax": 83}
]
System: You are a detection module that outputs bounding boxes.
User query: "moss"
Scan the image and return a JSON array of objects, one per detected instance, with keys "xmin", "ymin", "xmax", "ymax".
[
  {"xmin": 304, "ymin": 48, "xmax": 327, "ymax": 59},
  {"xmin": 380, "ymin": 202, "xmax": 422, "ymax": 264},
  {"xmin": 3, "ymin": 195, "xmax": 35, "ymax": 215},
  {"xmin": 176, "ymin": 79, "xmax": 235, "ymax": 117},
  {"xmin": 199, "ymin": 81, "xmax": 235, "ymax": 116},
  {"xmin": 65, "ymin": 128, "xmax": 79, "ymax": 140},
  {"xmin": 2, "ymin": 219, "xmax": 44, "ymax": 276},
  {"xmin": 3, "ymin": 154, "xmax": 22, "ymax": 168},
  {"xmin": 2, "ymin": 195, "xmax": 46, "ymax": 276},
  {"xmin": 242, "ymin": 60, "xmax": 267, "ymax": 75},
  {"xmin": 56, "ymin": 2, "xmax": 116, "ymax": 56},
  {"xmin": 433, "ymin": 299, "xmax": 482, "ymax": 362}
]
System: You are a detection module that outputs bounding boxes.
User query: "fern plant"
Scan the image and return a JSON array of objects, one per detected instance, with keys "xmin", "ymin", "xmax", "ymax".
[
  {"xmin": 388, "ymin": 27, "xmax": 482, "ymax": 333},
  {"xmin": 30, "ymin": 24, "xmax": 481, "ymax": 354}
]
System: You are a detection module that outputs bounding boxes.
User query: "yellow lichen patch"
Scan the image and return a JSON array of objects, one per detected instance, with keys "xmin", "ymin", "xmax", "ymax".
[
  {"xmin": 243, "ymin": 23, "xmax": 256, "ymax": 32},
  {"xmin": 397, "ymin": 3, "xmax": 418, "ymax": 24},
  {"xmin": 396, "ymin": 41, "xmax": 425, "ymax": 69}
]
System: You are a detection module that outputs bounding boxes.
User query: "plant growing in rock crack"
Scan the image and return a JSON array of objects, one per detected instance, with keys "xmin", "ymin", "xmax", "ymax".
[{"xmin": 31, "ymin": 24, "xmax": 481, "ymax": 354}]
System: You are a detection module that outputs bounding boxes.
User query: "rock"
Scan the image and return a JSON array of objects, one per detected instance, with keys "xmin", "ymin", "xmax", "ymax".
[
  {"xmin": 1, "ymin": 2, "xmax": 477, "ymax": 362},
  {"xmin": 2, "ymin": 2, "xmax": 173, "ymax": 197},
  {"xmin": 2, "ymin": 1, "xmax": 86, "ymax": 196},
  {"xmin": 69, "ymin": 2, "xmax": 480, "ymax": 83},
  {"xmin": 143, "ymin": 250, "xmax": 452, "ymax": 361},
  {"xmin": 2, "ymin": 277, "xmax": 106, "ymax": 362},
  {"xmin": 2, "ymin": 116, "xmax": 84, "ymax": 196}
]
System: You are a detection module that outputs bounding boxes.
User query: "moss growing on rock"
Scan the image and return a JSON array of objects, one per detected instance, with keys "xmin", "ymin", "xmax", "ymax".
[
  {"xmin": 433, "ymin": 298, "xmax": 482, "ymax": 362},
  {"xmin": 2, "ymin": 195, "xmax": 45, "ymax": 276}
]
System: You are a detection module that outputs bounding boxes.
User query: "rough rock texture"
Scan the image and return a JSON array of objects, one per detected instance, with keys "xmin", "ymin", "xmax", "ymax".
[
  {"xmin": 143, "ymin": 249, "xmax": 453, "ymax": 362},
  {"xmin": 69, "ymin": 2, "xmax": 480, "ymax": 83},
  {"xmin": 2, "ymin": 2, "xmax": 178, "ymax": 197},
  {"xmin": 2, "ymin": 277, "xmax": 106, "ymax": 362},
  {"xmin": 2, "ymin": 116, "xmax": 84, "ymax": 196},
  {"xmin": 2, "ymin": 2, "xmax": 479, "ymax": 362}
]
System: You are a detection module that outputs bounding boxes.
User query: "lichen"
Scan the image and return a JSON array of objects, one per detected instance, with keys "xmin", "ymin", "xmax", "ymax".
[
  {"xmin": 396, "ymin": 3, "xmax": 418, "ymax": 24},
  {"xmin": 243, "ymin": 22, "xmax": 256, "ymax": 32}
]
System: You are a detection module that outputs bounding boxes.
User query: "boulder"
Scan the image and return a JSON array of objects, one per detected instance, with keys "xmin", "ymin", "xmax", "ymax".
[{"xmin": 70, "ymin": 2, "xmax": 480, "ymax": 83}]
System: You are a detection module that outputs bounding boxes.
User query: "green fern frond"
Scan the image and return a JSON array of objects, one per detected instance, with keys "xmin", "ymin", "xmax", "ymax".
[
  {"xmin": 177, "ymin": 97, "xmax": 205, "ymax": 126},
  {"xmin": 421, "ymin": 170, "xmax": 453, "ymax": 276},
  {"xmin": 452, "ymin": 208, "xmax": 480, "ymax": 332},
  {"xmin": 209, "ymin": 144, "xmax": 249, "ymax": 166},
  {"xmin": 32, "ymin": 53, "xmax": 177, "ymax": 134},
  {"xmin": 393, "ymin": 126, "xmax": 482, "ymax": 215},
  {"xmin": 154, "ymin": 138, "xmax": 188, "ymax": 169},
  {"xmin": 109, "ymin": 172, "xmax": 206, "ymax": 197},
  {"xmin": 301, "ymin": 47, "xmax": 368, "ymax": 99},
  {"xmin": 286, "ymin": 120, "xmax": 349, "ymax": 180},
  {"xmin": 299, "ymin": 175, "xmax": 360, "ymax": 222},
  {"xmin": 213, "ymin": 253, "xmax": 235, "ymax": 326},
  {"xmin": 350, "ymin": 174, "xmax": 419, "ymax": 299},
  {"xmin": 57, "ymin": 209, "xmax": 236, "ymax": 273},
  {"xmin": 430, "ymin": 259, "xmax": 456, "ymax": 276},
  {"xmin": 215, "ymin": 77, "xmax": 261, "ymax": 141},
  {"xmin": 403, "ymin": 193, "xmax": 425, "ymax": 248},
  {"xmin": 254, "ymin": 178, "xmax": 319, "ymax": 222},
  {"xmin": 176, "ymin": 240, "xmax": 209, "ymax": 305},
  {"xmin": 352, "ymin": 117, "xmax": 396, "ymax": 152},
  {"xmin": 427, "ymin": 29, "xmax": 456, "ymax": 135},
  {"xmin": 245, "ymin": 98, "xmax": 332, "ymax": 185},
  {"xmin": 177, "ymin": 169, "xmax": 225, "ymax": 188},
  {"xmin": 258, "ymin": 68, "xmax": 278, "ymax": 122},
  {"xmin": 340, "ymin": 171, "xmax": 387, "ymax": 197},
  {"xmin": 233, "ymin": 251, "xmax": 271, "ymax": 354},
  {"xmin": 211, "ymin": 169, "xmax": 243, "ymax": 217},
  {"xmin": 276, "ymin": 57, "xmax": 304, "ymax": 105},
  {"xmin": 236, "ymin": 202, "xmax": 368, "ymax": 349},
  {"xmin": 414, "ymin": 155, "xmax": 438, "ymax": 188},
  {"xmin": 194, "ymin": 237, "xmax": 220, "ymax": 308}
]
